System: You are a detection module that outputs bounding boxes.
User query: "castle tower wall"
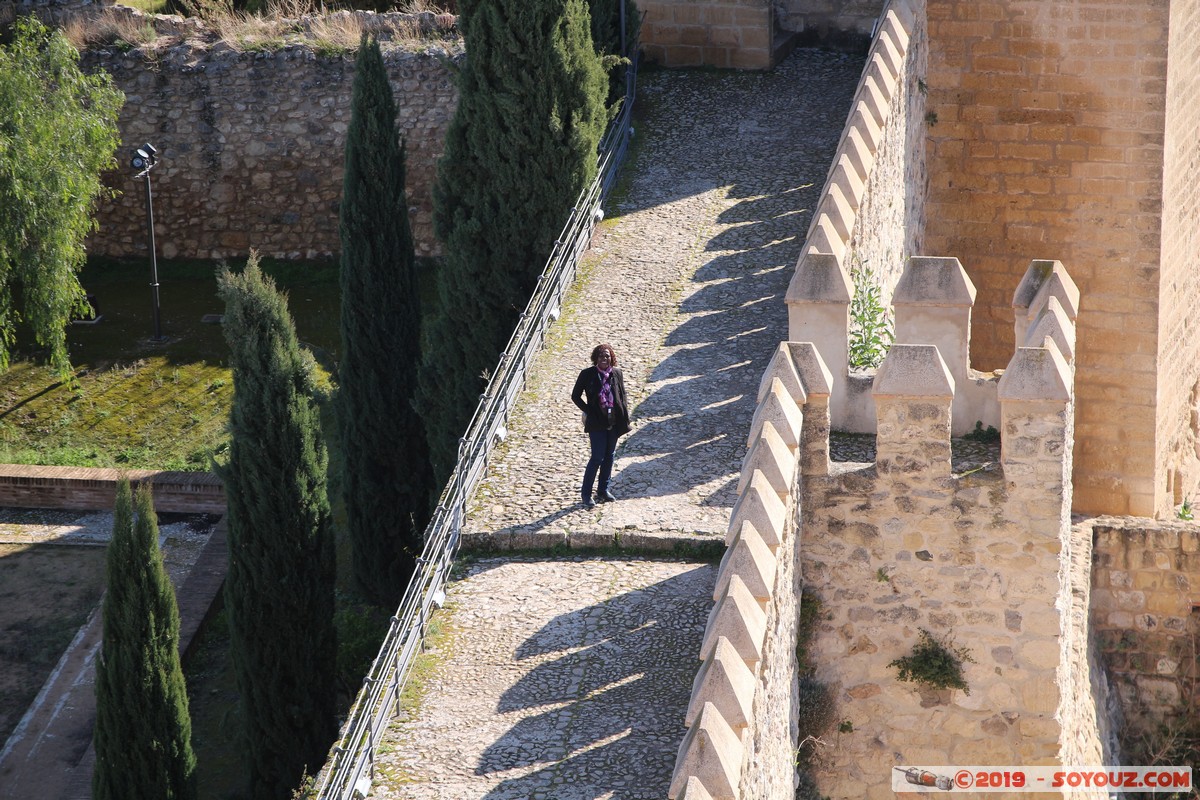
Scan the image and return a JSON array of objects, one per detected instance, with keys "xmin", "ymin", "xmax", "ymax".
[
  {"xmin": 1155, "ymin": 0, "xmax": 1200, "ymax": 516},
  {"xmin": 921, "ymin": 0, "xmax": 1173, "ymax": 516},
  {"xmin": 800, "ymin": 335, "xmax": 1102, "ymax": 799}
]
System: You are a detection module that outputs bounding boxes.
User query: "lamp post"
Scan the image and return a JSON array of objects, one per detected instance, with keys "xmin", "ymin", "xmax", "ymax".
[{"xmin": 130, "ymin": 143, "xmax": 164, "ymax": 341}]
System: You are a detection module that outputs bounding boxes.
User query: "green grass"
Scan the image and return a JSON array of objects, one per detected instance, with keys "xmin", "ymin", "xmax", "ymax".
[{"xmin": 0, "ymin": 255, "xmax": 342, "ymax": 471}]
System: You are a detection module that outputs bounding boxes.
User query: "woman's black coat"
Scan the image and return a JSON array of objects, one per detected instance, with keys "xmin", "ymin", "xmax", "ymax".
[{"xmin": 571, "ymin": 366, "xmax": 631, "ymax": 435}]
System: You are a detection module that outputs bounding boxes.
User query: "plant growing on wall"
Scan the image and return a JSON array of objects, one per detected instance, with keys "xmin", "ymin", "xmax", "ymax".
[
  {"xmin": 889, "ymin": 628, "xmax": 975, "ymax": 694},
  {"xmin": 848, "ymin": 260, "xmax": 894, "ymax": 370}
]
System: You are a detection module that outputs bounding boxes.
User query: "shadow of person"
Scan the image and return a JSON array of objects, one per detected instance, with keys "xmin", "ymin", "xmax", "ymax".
[{"xmin": 474, "ymin": 564, "xmax": 716, "ymax": 799}]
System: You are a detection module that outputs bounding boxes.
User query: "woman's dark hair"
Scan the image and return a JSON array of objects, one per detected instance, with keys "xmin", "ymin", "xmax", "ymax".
[{"xmin": 591, "ymin": 344, "xmax": 617, "ymax": 367}]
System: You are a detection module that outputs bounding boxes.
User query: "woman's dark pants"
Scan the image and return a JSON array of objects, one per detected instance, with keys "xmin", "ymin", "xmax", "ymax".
[{"xmin": 582, "ymin": 429, "xmax": 618, "ymax": 501}]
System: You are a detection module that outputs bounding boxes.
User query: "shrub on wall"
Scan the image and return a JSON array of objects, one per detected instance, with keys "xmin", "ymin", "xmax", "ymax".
[
  {"xmin": 889, "ymin": 628, "xmax": 975, "ymax": 694},
  {"xmin": 417, "ymin": 0, "xmax": 608, "ymax": 480}
]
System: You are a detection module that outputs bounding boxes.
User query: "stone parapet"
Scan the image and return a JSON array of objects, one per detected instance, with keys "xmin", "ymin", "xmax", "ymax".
[
  {"xmin": 786, "ymin": 0, "xmax": 927, "ymax": 433},
  {"xmin": 638, "ymin": 0, "xmax": 775, "ymax": 70},
  {"xmin": 670, "ymin": 341, "xmax": 810, "ymax": 800}
]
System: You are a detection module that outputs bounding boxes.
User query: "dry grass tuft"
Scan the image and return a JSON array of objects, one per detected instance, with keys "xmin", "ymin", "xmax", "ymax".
[
  {"xmin": 44, "ymin": 0, "xmax": 457, "ymax": 56},
  {"xmin": 59, "ymin": 8, "xmax": 160, "ymax": 52},
  {"xmin": 307, "ymin": 11, "xmax": 365, "ymax": 55}
]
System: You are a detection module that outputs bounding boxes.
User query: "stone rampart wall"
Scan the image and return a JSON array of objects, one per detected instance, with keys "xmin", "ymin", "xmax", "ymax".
[
  {"xmin": 922, "ymin": 0, "xmax": 1172, "ymax": 517},
  {"xmin": 78, "ymin": 10, "xmax": 459, "ymax": 261},
  {"xmin": 0, "ymin": 464, "xmax": 225, "ymax": 514},
  {"xmin": 1155, "ymin": 0, "xmax": 1200, "ymax": 517},
  {"xmin": 843, "ymin": 0, "xmax": 925, "ymax": 309},
  {"xmin": 668, "ymin": 342, "xmax": 816, "ymax": 800},
  {"xmin": 785, "ymin": 0, "xmax": 923, "ymax": 432},
  {"xmin": 797, "ymin": 264, "xmax": 1104, "ymax": 799},
  {"xmin": 1091, "ymin": 518, "xmax": 1200, "ymax": 732},
  {"xmin": 637, "ymin": 0, "xmax": 774, "ymax": 69}
]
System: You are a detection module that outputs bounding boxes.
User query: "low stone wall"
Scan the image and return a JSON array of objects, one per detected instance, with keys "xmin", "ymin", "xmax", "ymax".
[
  {"xmin": 1091, "ymin": 517, "xmax": 1200, "ymax": 731},
  {"xmin": 77, "ymin": 9, "xmax": 460, "ymax": 261},
  {"xmin": 638, "ymin": 0, "xmax": 775, "ymax": 69},
  {"xmin": 668, "ymin": 342, "xmax": 823, "ymax": 800},
  {"xmin": 0, "ymin": 464, "xmax": 225, "ymax": 514},
  {"xmin": 776, "ymin": 0, "xmax": 886, "ymax": 46}
]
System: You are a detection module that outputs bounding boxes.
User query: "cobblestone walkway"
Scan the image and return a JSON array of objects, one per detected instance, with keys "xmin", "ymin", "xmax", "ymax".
[
  {"xmin": 377, "ymin": 49, "xmax": 864, "ymax": 799},
  {"xmin": 466, "ymin": 49, "xmax": 864, "ymax": 540},
  {"xmin": 375, "ymin": 558, "xmax": 716, "ymax": 800}
]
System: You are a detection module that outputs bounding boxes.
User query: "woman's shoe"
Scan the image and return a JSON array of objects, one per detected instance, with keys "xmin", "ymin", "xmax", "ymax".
[
  {"xmin": 582, "ymin": 497, "xmax": 595, "ymax": 509},
  {"xmin": 596, "ymin": 490, "xmax": 616, "ymax": 503}
]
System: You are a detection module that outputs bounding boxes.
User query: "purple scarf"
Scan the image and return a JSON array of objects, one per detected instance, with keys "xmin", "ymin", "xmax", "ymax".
[{"xmin": 598, "ymin": 367, "xmax": 614, "ymax": 410}]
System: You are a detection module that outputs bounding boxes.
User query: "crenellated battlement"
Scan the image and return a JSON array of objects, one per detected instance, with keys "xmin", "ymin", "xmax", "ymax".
[
  {"xmin": 788, "ymin": 253, "xmax": 1080, "ymax": 438},
  {"xmin": 671, "ymin": 256, "xmax": 1096, "ymax": 798}
]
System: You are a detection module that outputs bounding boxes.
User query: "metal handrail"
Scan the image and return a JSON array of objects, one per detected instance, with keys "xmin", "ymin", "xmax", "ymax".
[{"xmin": 315, "ymin": 42, "xmax": 639, "ymax": 800}]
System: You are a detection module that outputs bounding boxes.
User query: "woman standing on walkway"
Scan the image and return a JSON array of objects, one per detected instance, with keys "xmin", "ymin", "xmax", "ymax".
[{"xmin": 571, "ymin": 344, "xmax": 631, "ymax": 509}]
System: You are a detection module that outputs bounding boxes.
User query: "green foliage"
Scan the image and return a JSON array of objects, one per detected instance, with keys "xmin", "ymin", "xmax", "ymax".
[
  {"xmin": 795, "ymin": 589, "xmax": 822, "ymax": 674},
  {"xmin": 0, "ymin": 17, "xmax": 124, "ymax": 377},
  {"xmin": 334, "ymin": 599, "xmax": 391, "ymax": 690},
  {"xmin": 848, "ymin": 261, "xmax": 893, "ymax": 370},
  {"xmin": 795, "ymin": 590, "xmax": 833, "ymax": 789},
  {"xmin": 837, "ymin": 720, "xmax": 854, "ymax": 734},
  {"xmin": 586, "ymin": 0, "xmax": 640, "ymax": 104},
  {"xmin": 339, "ymin": 35, "xmax": 434, "ymax": 607},
  {"xmin": 218, "ymin": 253, "xmax": 337, "ymax": 800},
  {"xmin": 418, "ymin": 0, "xmax": 609, "ymax": 480},
  {"xmin": 889, "ymin": 628, "xmax": 975, "ymax": 694},
  {"xmin": 1177, "ymin": 498, "xmax": 1193, "ymax": 521},
  {"xmin": 94, "ymin": 479, "xmax": 197, "ymax": 800},
  {"xmin": 962, "ymin": 420, "xmax": 1001, "ymax": 443}
]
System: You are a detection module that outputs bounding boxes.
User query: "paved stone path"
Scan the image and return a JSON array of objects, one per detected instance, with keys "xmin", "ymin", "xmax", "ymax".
[
  {"xmin": 374, "ymin": 558, "xmax": 716, "ymax": 800},
  {"xmin": 379, "ymin": 49, "xmax": 865, "ymax": 799},
  {"xmin": 465, "ymin": 49, "xmax": 864, "ymax": 541}
]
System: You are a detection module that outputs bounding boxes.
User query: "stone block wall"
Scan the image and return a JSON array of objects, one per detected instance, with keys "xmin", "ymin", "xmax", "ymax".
[
  {"xmin": 842, "ymin": 0, "xmax": 926, "ymax": 308},
  {"xmin": 785, "ymin": 0, "xmax": 923, "ymax": 432},
  {"xmin": 921, "ymin": 0, "xmax": 1173, "ymax": 517},
  {"xmin": 1091, "ymin": 518, "xmax": 1200, "ymax": 730},
  {"xmin": 0, "ymin": 464, "xmax": 225, "ymax": 513},
  {"xmin": 775, "ymin": 0, "xmax": 884, "ymax": 45},
  {"xmin": 79, "ymin": 11, "xmax": 459, "ymax": 261},
  {"xmin": 637, "ymin": 0, "xmax": 775, "ymax": 69},
  {"xmin": 1155, "ymin": 0, "xmax": 1200, "ymax": 515}
]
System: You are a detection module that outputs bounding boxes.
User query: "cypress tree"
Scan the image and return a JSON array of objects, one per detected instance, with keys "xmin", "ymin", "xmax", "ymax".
[
  {"xmin": 218, "ymin": 253, "xmax": 337, "ymax": 800},
  {"xmin": 417, "ymin": 0, "xmax": 609, "ymax": 480},
  {"xmin": 93, "ymin": 478, "xmax": 197, "ymax": 800},
  {"xmin": 586, "ymin": 0, "xmax": 641, "ymax": 104},
  {"xmin": 339, "ymin": 36, "xmax": 434, "ymax": 608}
]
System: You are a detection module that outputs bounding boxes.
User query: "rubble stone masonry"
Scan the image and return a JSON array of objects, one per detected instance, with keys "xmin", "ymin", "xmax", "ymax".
[{"xmin": 82, "ymin": 32, "xmax": 458, "ymax": 261}]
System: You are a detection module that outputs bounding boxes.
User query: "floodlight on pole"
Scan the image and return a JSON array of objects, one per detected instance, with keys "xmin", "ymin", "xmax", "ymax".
[{"xmin": 131, "ymin": 143, "xmax": 164, "ymax": 341}]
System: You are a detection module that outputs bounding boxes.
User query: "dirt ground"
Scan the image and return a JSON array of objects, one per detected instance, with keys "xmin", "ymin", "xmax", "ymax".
[
  {"xmin": 0, "ymin": 507, "xmax": 218, "ymax": 757},
  {"xmin": 0, "ymin": 542, "xmax": 107, "ymax": 748}
]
